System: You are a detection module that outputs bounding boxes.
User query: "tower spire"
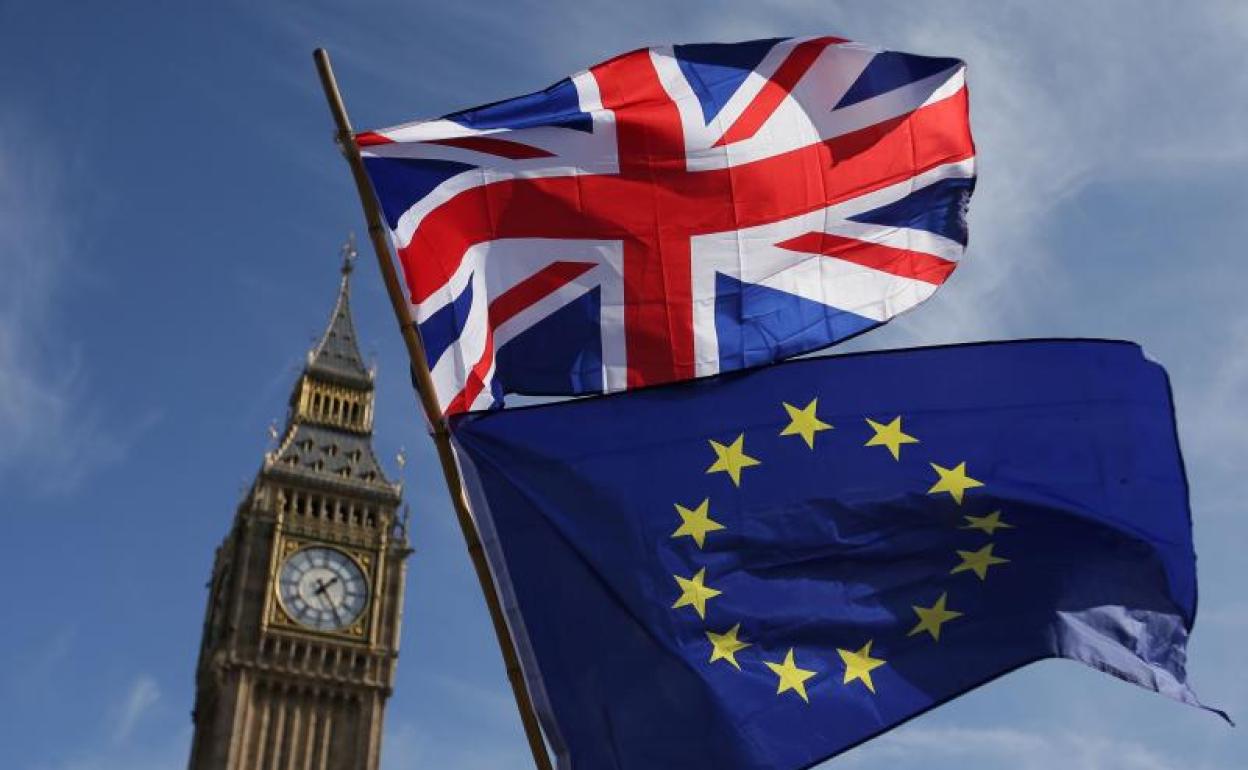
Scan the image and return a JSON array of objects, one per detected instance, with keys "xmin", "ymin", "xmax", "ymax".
[
  {"xmin": 268, "ymin": 239, "xmax": 396, "ymax": 491},
  {"xmin": 307, "ymin": 234, "xmax": 370, "ymax": 388}
]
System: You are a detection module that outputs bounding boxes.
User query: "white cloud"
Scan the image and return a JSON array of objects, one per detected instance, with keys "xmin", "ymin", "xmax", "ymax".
[
  {"xmin": 24, "ymin": 675, "xmax": 186, "ymax": 770},
  {"xmin": 111, "ymin": 675, "xmax": 160, "ymax": 745},
  {"xmin": 0, "ymin": 122, "xmax": 145, "ymax": 494}
]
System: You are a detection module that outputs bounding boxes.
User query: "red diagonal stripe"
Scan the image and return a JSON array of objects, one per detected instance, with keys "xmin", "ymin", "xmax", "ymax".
[
  {"xmin": 426, "ymin": 136, "xmax": 555, "ymax": 160},
  {"xmin": 488, "ymin": 261, "xmax": 597, "ymax": 327},
  {"xmin": 355, "ymin": 131, "xmax": 393, "ymax": 147},
  {"xmin": 442, "ymin": 321, "xmax": 495, "ymax": 416},
  {"xmin": 713, "ymin": 37, "xmax": 845, "ymax": 147},
  {"xmin": 776, "ymin": 232, "xmax": 958, "ymax": 286},
  {"xmin": 443, "ymin": 260, "xmax": 597, "ymax": 415}
]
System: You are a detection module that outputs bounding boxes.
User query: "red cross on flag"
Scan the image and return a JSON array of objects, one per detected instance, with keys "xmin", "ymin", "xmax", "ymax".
[{"xmin": 356, "ymin": 36, "xmax": 976, "ymax": 414}]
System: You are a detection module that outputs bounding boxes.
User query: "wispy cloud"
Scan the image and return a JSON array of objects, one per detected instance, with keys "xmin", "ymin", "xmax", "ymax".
[
  {"xmin": 25, "ymin": 674, "xmax": 185, "ymax": 770},
  {"xmin": 111, "ymin": 675, "xmax": 160, "ymax": 746},
  {"xmin": 0, "ymin": 122, "xmax": 148, "ymax": 494}
]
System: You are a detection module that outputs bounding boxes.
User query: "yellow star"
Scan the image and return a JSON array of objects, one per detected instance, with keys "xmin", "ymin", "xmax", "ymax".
[
  {"xmin": 672, "ymin": 568, "xmax": 721, "ymax": 619},
  {"xmin": 764, "ymin": 648, "xmax": 818, "ymax": 703},
  {"xmin": 962, "ymin": 510, "xmax": 1013, "ymax": 535},
  {"xmin": 908, "ymin": 592, "xmax": 963, "ymax": 641},
  {"xmin": 837, "ymin": 640, "xmax": 886, "ymax": 693},
  {"xmin": 706, "ymin": 623, "xmax": 751, "ymax": 670},
  {"xmin": 864, "ymin": 416, "xmax": 919, "ymax": 460},
  {"xmin": 951, "ymin": 543, "xmax": 1009, "ymax": 580},
  {"xmin": 706, "ymin": 433, "xmax": 761, "ymax": 487},
  {"xmin": 671, "ymin": 499, "xmax": 725, "ymax": 548},
  {"xmin": 927, "ymin": 461, "xmax": 984, "ymax": 505},
  {"xmin": 780, "ymin": 398, "xmax": 832, "ymax": 449}
]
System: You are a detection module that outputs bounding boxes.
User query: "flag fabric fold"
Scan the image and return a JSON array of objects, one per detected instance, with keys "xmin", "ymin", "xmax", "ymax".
[
  {"xmin": 449, "ymin": 339, "xmax": 1218, "ymax": 770},
  {"xmin": 357, "ymin": 36, "xmax": 975, "ymax": 413}
]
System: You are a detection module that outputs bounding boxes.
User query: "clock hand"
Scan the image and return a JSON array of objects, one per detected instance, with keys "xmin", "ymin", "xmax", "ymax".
[
  {"xmin": 313, "ymin": 579, "xmax": 336, "ymax": 612},
  {"xmin": 313, "ymin": 577, "xmax": 346, "ymax": 625}
]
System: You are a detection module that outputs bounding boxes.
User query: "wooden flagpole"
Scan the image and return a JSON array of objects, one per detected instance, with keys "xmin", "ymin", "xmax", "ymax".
[{"xmin": 312, "ymin": 48, "xmax": 554, "ymax": 770}]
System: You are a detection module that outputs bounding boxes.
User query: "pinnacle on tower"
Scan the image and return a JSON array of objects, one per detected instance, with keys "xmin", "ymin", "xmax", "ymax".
[{"xmin": 306, "ymin": 234, "xmax": 371, "ymax": 388}]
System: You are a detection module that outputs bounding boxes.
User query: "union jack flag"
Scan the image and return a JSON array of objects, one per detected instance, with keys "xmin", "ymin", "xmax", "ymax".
[{"xmin": 357, "ymin": 36, "xmax": 976, "ymax": 414}]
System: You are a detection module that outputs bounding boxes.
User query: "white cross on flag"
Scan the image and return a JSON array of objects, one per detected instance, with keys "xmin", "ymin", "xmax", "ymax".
[{"xmin": 356, "ymin": 36, "xmax": 975, "ymax": 413}]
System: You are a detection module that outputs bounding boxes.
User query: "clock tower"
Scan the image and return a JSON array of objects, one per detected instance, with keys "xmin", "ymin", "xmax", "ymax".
[{"xmin": 188, "ymin": 246, "xmax": 409, "ymax": 770}]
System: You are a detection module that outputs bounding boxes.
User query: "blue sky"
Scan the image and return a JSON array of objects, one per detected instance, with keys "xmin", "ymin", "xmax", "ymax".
[{"xmin": 1, "ymin": 2, "xmax": 1244, "ymax": 768}]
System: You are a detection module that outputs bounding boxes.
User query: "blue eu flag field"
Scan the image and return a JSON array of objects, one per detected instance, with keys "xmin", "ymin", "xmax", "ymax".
[{"xmin": 450, "ymin": 340, "xmax": 1219, "ymax": 770}]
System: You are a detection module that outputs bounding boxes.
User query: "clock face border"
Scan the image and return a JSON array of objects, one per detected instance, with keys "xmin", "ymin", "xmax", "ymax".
[
  {"xmin": 270, "ymin": 537, "xmax": 376, "ymax": 641},
  {"xmin": 277, "ymin": 546, "xmax": 368, "ymax": 631}
]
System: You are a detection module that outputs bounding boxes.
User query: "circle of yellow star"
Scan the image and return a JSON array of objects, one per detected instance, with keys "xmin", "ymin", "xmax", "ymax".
[
  {"xmin": 706, "ymin": 433, "xmax": 760, "ymax": 487},
  {"xmin": 864, "ymin": 416, "xmax": 919, "ymax": 460},
  {"xmin": 950, "ymin": 543, "xmax": 1009, "ymax": 580},
  {"xmin": 672, "ymin": 567, "xmax": 722, "ymax": 619},
  {"xmin": 780, "ymin": 398, "xmax": 832, "ymax": 449},
  {"xmin": 962, "ymin": 510, "xmax": 1013, "ymax": 535},
  {"xmin": 837, "ymin": 640, "xmax": 886, "ymax": 693},
  {"xmin": 671, "ymin": 498, "xmax": 725, "ymax": 548},
  {"xmin": 908, "ymin": 592, "xmax": 963, "ymax": 641},
  {"xmin": 706, "ymin": 623, "xmax": 751, "ymax": 670},
  {"xmin": 764, "ymin": 648, "xmax": 818, "ymax": 703},
  {"xmin": 927, "ymin": 461, "xmax": 984, "ymax": 505}
]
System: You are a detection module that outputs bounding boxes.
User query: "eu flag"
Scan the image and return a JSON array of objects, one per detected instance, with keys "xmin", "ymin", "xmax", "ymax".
[{"xmin": 450, "ymin": 340, "xmax": 1218, "ymax": 770}]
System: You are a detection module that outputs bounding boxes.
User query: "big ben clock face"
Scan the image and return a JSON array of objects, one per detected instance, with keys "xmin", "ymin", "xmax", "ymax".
[{"xmin": 277, "ymin": 547, "xmax": 369, "ymax": 631}]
